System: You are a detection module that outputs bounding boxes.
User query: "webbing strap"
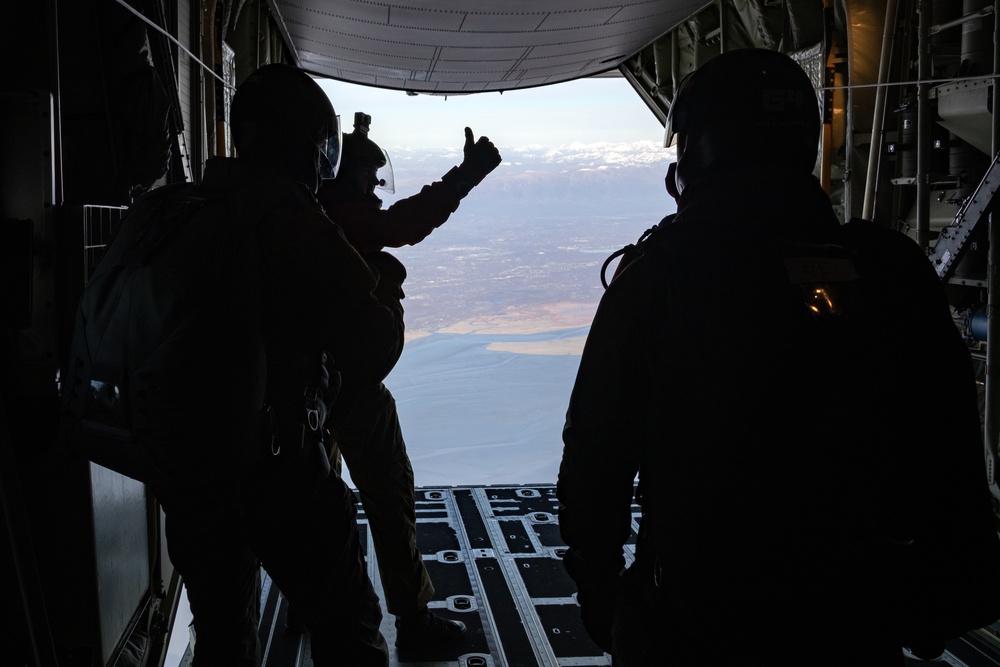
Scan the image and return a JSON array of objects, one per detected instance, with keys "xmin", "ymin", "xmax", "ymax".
[{"xmin": 120, "ymin": 195, "xmax": 210, "ymax": 268}]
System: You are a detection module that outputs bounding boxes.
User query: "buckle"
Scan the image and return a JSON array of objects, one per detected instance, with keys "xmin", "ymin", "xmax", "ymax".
[
  {"xmin": 263, "ymin": 404, "xmax": 279, "ymax": 456},
  {"xmin": 303, "ymin": 387, "xmax": 321, "ymax": 432},
  {"xmin": 306, "ymin": 406, "xmax": 320, "ymax": 431}
]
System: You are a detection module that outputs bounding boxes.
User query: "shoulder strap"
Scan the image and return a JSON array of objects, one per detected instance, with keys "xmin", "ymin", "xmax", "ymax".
[{"xmin": 120, "ymin": 192, "xmax": 212, "ymax": 268}]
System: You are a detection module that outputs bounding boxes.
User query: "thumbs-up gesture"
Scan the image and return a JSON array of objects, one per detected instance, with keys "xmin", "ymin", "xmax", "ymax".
[{"xmin": 459, "ymin": 126, "xmax": 502, "ymax": 186}]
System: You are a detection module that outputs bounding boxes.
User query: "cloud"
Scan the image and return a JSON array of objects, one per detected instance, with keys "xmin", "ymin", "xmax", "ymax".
[
  {"xmin": 387, "ymin": 139, "xmax": 673, "ymax": 170},
  {"xmin": 381, "ymin": 140, "xmax": 675, "ymax": 213},
  {"xmin": 506, "ymin": 139, "xmax": 673, "ymax": 167}
]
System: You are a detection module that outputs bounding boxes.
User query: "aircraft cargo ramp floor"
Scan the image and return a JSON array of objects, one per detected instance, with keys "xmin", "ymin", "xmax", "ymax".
[{"xmin": 180, "ymin": 483, "xmax": 1000, "ymax": 667}]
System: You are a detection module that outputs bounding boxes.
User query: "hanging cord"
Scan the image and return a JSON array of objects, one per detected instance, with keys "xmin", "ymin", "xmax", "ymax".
[
  {"xmin": 114, "ymin": 0, "xmax": 233, "ymax": 91},
  {"xmin": 600, "ymin": 246, "xmax": 632, "ymax": 289},
  {"xmin": 601, "ymin": 225, "xmax": 659, "ymax": 289}
]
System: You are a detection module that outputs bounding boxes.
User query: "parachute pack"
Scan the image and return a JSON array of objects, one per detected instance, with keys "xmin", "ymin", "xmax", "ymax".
[{"xmin": 61, "ymin": 183, "xmax": 268, "ymax": 487}]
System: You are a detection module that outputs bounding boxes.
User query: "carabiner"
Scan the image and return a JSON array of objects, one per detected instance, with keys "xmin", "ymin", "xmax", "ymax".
[{"xmin": 264, "ymin": 404, "xmax": 280, "ymax": 456}]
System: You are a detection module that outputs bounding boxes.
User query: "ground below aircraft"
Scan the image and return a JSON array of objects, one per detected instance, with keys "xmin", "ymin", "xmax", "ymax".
[{"xmin": 3, "ymin": 0, "xmax": 1000, "ymax": 665}]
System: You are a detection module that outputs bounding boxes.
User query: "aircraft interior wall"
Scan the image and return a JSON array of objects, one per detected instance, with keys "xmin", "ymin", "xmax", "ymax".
[
  {"xmin": 1, "ymin": 0, "xmax": 307, "ymax": 662},
  {"xmin": 0, "ymin": 0, "xmax": 180, "ymax": 664}
]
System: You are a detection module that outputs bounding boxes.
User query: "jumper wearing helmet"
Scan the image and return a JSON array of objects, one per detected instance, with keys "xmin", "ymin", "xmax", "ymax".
[
  {"xmin": 665, "ymin": 48, "xmax": 821, "ymax": 196},
  {"xmin": 308, "ymin": 113, "xmax": 502, "ymax": 650},
  {"xmin": 561, "ymin": 46, "xmax": 1000, "ymax": 667},
  {"xmin": 230, "ymin": 63, "xmax": 341, "ymax": 194},
  {"xmin": 327, "ymin": 112, "xmax": 395, "ymax": 208},
  {"xmin": 316, "ymin": 117, "xmax": 501, "ymax": 254}
]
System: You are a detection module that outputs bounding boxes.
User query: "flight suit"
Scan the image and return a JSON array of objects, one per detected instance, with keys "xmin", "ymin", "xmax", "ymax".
[
  {"xmin": 558, "ymin": 167, "xmax": 1000, "ymax": 665},
  {"xmin": 312, "ymin": 146, "xmax": 496, "ymax": 637},
  {"xmin": 145, "ymin": 157, "xmax": 404, "ymax": 667},
  {"xmin": 324, "ymin": 240, "xmax": 435, "ymax": 615},
  {"xmin": 316, "ymin": 183, "xmax": 461, "ymax": 615},
  {"xmin": 321, "ymin": 180, "xmax": 461, "ymax": 254}
]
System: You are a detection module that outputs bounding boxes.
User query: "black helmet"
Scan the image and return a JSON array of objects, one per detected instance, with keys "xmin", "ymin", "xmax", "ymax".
[
  {"xmin": 231, "ymin": 63, "xmax": 340, "ymax": 189},
  {"xmin": 665, "ymin": 48, "xmax": 820, "ymax": 195}
]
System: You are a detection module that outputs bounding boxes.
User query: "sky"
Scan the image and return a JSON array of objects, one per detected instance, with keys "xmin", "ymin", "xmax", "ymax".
[{"xmin": 316, "ymin": 76, "xmax": 666, "ymax": 153}]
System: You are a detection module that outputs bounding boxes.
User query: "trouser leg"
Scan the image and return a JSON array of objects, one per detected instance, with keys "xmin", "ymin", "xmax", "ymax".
[
  {"xmin": 246, "ymin": 469, "xmax": 388, "ymax": 667},
  {"xmin": 162, "ymin": 502, "xmax": 262, "ymax": 667},
  {"xmin": 334, "ymin": 384, "xmax": 433, "ymax": 615}
]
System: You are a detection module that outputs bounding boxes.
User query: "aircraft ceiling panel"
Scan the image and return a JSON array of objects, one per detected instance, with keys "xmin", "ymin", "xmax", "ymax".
[
  {"xmin": 518, "ymin": 50, "xmax": 602, "ymax": 69},
  {"xmin": 537, "ymin": 8, "xmax": 624, "ymax": 30},
  {"xmin": 457, "ymin": 11, "xmax": 553, "ymax": 32},
  {"xmin": 611, "ymin": 1, "xmax": 693, "ymax": 23},
  {"xmin": 267, "ymin": 0, "xmax": 712, "ymax": 93},
  {"xmin": 438, "ymin": 45, "xmax": 528, "ymax": 61},
  {"xmin": 528, "ymin": 33, "xmax": 641, "ymax": 59},
  {"xmin": 292, "ymin": 27, "xmax": 438, "ymax": 61},
  {"xmin": 433, "ymin": 67, "xmax": 515, "ymax": 84},
  {"xmin": 305, "ymin": 53, "xmax": 412, "ymax": 79},
  {"xmin": 389, "ymin": 7, "xmax": 469, "ymax": 30}
]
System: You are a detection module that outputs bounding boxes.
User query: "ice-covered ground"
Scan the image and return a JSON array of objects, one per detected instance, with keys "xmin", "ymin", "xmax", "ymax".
[{"xmin": 370, "ymin": 323, "xmax": 590, "ymax": 488}]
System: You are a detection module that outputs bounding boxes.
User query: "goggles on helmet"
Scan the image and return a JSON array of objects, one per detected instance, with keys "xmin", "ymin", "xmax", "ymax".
[
  {"xmin": 372, "ymin": 149, "xmax": 394, "ymax": 194},
  {"xmin": 663, "ymin": 70, "xmax": 695, "ymax": 149},
  {"xmin": 318, "ymin": 115, "xmax": 342, "ymax": 180}
]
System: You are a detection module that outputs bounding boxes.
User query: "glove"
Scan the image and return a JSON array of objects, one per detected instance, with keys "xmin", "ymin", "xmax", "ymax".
[
  {"xmin": 319, "ymin": 351, "xmax": 342, "ymax": 410},
  {"xmin": 563, "ymin": 547, "xmax": 622, "ymax": 654},
  {"xmin": 458, "ymin": 127, "xmax": 501, "ymax": 185},
  {"xmin": 459, "ymin": 126, "xmax": 502, "ymax": 185},
  {"xmin": 442, "ymin": 127, "xmax": 502, "ymax": 198},
  {"xmin": 577, "ymin": 577, "xmax": 620, "ymax": 653},
  {"xmin": 364, "ymin": 251, "xmax": 407, "ymax": 315},
  {"xmin": 364, "ymin": 251, "xmax": 407, "ymax": 287}
]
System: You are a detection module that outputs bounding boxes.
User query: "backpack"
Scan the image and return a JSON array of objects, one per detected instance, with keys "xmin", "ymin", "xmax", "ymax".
[
  {"xmin": 61, "ymin": 182, "xmax": 269, "ymax": 490},
  {"xmin": 635, "ymin": 214, "xmax": 1000, "ymax": 649}
]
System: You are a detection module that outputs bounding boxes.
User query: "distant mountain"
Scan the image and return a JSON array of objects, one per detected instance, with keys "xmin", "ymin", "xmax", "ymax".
[
  {"xmin": 374, "ymin": 142, "xmax": 675, "ymax": 335},
  {"xmin": 382, "ymin": 140, "xmax": 675, "ymax": 218}
]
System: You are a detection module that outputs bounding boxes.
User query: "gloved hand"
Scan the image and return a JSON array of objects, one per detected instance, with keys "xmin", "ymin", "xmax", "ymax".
[
  {"xmin": 303, "ymin": 350, "xmax": 339, "ymax": 437},
  {"xmin": 458, "ymin": 126, "xmax": 502, "ymax": 186},
  {"xmin": 319, "ymin": 351, "xmax": 342, "ymax": 410},
  {"xmin": 563, "ymin": 547, "xmax": 623, "ymax": 654},
  {"xmin": 364, "ymin": 250, "xmax": 407, "ymax": 287},
  {"xmin": 364, "ymin": 251, "xmax": 407, "ymax": 315},
  {"xmin": 576, "ymin": 576, "xmax": 621, "ymax": 653}
]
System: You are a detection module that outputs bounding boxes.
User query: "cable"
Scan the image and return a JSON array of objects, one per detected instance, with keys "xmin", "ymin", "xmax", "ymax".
[
  {"xmin": 113, "ymin": 0, "xmax": 233, "ymax": 90},
  {"xmin": 816, "ymin": 72, "xmax": 998, "ymax": 93}
]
